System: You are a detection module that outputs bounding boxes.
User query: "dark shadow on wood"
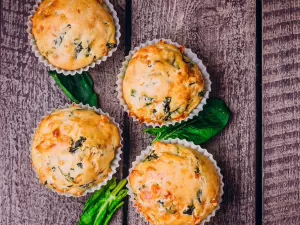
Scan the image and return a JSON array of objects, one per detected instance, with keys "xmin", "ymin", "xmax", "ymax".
[
  {"xmin": 256, "ymin": 0, "xmax": 263, "ymax": 224},
  {"xmin": 122, "ymin": 0, "xmax": 132, "ymax": 225}
]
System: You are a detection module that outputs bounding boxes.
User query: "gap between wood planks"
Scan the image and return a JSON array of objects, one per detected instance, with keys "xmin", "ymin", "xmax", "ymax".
[
  {"xmin": 121, "ymin": 0, "xmax": 264, "ymax": 224},
  {"xmin": 122, "ymin": 0, "xmax": 132, "ymax": 225},
  {"xmin": 256, "ymin": 0, "xmax": 263, "ymax": 225}
]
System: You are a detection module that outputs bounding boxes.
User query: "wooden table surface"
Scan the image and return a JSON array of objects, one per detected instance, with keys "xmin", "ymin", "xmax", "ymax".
[{"xmin": 1, "ymin": 0, "xmax": 300, "ymax": 224}]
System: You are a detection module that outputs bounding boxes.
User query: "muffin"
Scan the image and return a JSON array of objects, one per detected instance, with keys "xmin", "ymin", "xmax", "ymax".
[
  {"xmin": 31, "ymin": 106, "xmax": 121, "ymax": 196},
  {"xmin": 31, "ymin": 0, "xmax": 117, "ymax": 70},
  {"xmin": 122, "ymin": 41, "xmax": 206, "ymax": 125},
  {"xmin": 128, "ymin": 141, "xmax": 221, "ymax": 225}
]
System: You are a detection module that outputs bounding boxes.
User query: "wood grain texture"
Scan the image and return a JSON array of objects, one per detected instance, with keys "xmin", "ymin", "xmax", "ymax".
[
  {"xmin": 128, "ymin": 0, "xmax": 257, "ymax": 224},
  {"xmin": 5, "ymin": 0, "xmax": 300, "ymax": 224},
  {"xmin": 263, "ymin": 1, "xmax": 300, "ymax": 224},
  {"xmin": 0, "ymin": 0, "xmax": 126, "ymax": 224}
]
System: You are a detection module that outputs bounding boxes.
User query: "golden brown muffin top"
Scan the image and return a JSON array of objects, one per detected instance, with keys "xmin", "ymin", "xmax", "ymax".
[
  {"xmin": 122, "ymin": 41, "xmax": 205, "ymax": 125},
  {"xmin": 129, "ymin": 142, "xmax": 220, "ymax": 225},
  {"xmin": 31, "ymin": 106, "xmax": 121, "ymax": 196},
  {"xmin": 31, "ymin": 0, "xmax": 116, "ymax": 70}
]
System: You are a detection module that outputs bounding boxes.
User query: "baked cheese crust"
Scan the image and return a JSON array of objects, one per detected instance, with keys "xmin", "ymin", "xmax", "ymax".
[
  {"xmin": 129, "ymin": 142, "xmax": 220, "ymax": 225},
  {"xmin": 31, "ymin": 106, "xmax": 121, "ymax": 196},
  {"xmin": 123, "ymin": 41, "xmax": 205, "ymax": 124},
  {"xmin": 31, "ymin": 0, "xmax": 116, "ymax": 70}
]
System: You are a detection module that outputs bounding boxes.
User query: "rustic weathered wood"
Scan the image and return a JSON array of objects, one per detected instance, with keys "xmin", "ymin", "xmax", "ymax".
[
  {"xmin": 0, "ymin": 0, "xmax": 126, "ymax": 224},
  {"xmin": 4, "ymin": 0, "xmax": 300, "ymax": 224},
  {"xmin": 263, "ymin": 1, "xmax": 300, "ymax": 224},
  {"xmin": 128, "ymin": 0, "xmax": 257, "ymax": 224}
]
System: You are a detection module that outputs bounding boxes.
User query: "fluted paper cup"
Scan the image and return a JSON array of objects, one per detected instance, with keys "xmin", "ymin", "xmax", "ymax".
[
  {"xmin": 116, "ymin": 39, "xmax": 211, "ymax": 127},
  {"xmin": 127, "ymin": 138, "xmax": 223, "ymax": 224},
  {"xmin": 26, "ymin": 0, "xmax": 121, "ymax": 75},
  {"xmin": 30, "ymin": 103, "xmax": 122, "ymax": 197}
]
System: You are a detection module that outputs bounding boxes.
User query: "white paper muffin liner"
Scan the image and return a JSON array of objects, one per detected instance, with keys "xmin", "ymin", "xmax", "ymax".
[
  {"xmin": 116, "ymin": 39, "xmax": 212, "ymax": 127},
  {"xmin": 30, "ymin": 103, "xmax": 123, "ymax": 197},
  {"xmin": 126, "ymin": 138, "xmax": 224, "ymax": 225},
  {"xmin": 26, "ymin": 0, "xmax": 121, "ymax": 75}
]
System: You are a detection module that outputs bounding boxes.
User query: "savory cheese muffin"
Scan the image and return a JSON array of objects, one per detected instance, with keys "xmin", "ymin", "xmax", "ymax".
[
  {"xmin": 128, "ymin": 142, "xmax": 220, "ymax": 225},
  {"xmin": 31, "ymin": 0, "xmax": 116, "ymax": 70},
  {"xmin": 122, "ymin": 41, "xmax": 205, "ymax": 125},
  {"xmin": 31, "ymin": 106, "xmax": 121, "ymax": 196}
]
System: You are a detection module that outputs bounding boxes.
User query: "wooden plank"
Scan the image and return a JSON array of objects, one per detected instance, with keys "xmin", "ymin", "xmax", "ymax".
[
  {"xmin": 128, "ymin": 0, "xmax": 257, "ymax": 224},
  {"xmin": 0, "ymin": 0, "xmax": 126, "ymax": 224},
  {"xmin": 263, "ymin": 1, "xmax": 300, "ymax": 224}
]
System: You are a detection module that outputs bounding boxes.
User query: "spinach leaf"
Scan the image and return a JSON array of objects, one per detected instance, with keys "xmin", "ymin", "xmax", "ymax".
[
  {"xmin": 69, "ymin": 136, "xmax": 87, "ymax": 154},
  {"xmin": 197, "ymin": 189, "xmax": 202, "ymax": 203},
  {"xmin": 163, "ymin": 97, "xmax": 172, "ymax": 121},
  {"xmin": 78, "ymin": 178, "xmax": 128, "ymax": 225},
  {"xmin": 54, "ymin": 24, "xmax": 71, "ymax": 48},
  {"xmin": 142, "ymin": 150, "xmax": 159, "ymax": 162},
  {"xmin": 183, "ymin": 204, "xmax": 195, "ymax": 215},
  {"xmin": 165, "ymin": 205, "xmax": 177, "ymax": 214},
  {"xmin": 58, "ymin": 166, "xmax": 74, "ymax": 182},
  {"xmin": 106, "ymin": 43, "xmax": 117, "ymax": 50},
  {"xmin": 143, "ymin": 98, "xmax": 230, "ymax": 145},
  {"xmin": 74, "ymin": 42, "xmax": 84, "ymax": 58},
  {"xmin": 49, "ymin": 71, "xmax": 99, "ymax": 108}
]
